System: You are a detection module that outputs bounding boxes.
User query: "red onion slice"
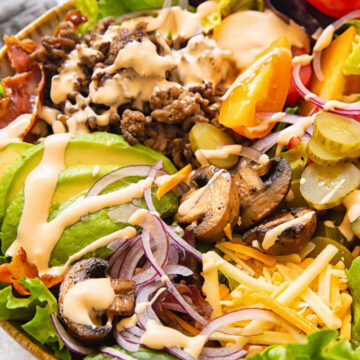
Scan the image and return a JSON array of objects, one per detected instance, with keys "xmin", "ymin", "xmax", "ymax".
[
  {"xmin": 312, "ymin": 10, "xmax": 360, "ymax": 81},
  {"xmin": 113, "ymin": 329, "xmax": 140, "ymax": 353},
  {"xmin": 141, "ymin": 229, "xmax": 207, "ymax": 326},
  {"xmin": 293, "ymin": 63, "xmax": 360, "ymax": 117},
  {"xmin": 100, "ymin": 346, "xmax": 138, "ymax": 360},
  {"xmin": 50, "ymin": 313, "xmax": 94, "ymax": 356},
  {"xmin": 144, "ymin": 160, "xmax": 163, "ymax": 213}
]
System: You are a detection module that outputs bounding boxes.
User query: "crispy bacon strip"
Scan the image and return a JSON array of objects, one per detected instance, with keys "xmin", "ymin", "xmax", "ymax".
[
  {"xmin": 4, "ymin": 36, "xmax": 40, "ymax": 73},
  {"xmin": 0, "ymin": 37, "xmax": 45, "ymax": 132},
  {"xmin": 54, "ymin": 9, "xmax": 87, "ymax": 36},
  {"xmin": 0, "ymin": 248, "xmax": 63, "ymax": 295}
]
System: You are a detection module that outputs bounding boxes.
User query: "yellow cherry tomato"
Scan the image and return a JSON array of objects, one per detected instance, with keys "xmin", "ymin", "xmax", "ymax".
[{"xmin": 219, "ymin": 37, "xmax": 292, "ymax": 139}]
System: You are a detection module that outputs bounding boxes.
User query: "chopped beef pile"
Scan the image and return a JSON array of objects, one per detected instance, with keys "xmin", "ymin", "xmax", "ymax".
[{"xmin": 33, "ymin": 12, "xmax": 235, "ymax": 168}]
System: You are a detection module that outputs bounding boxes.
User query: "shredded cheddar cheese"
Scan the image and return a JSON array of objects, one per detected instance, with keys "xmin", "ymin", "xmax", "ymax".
[{"xmin": 202, "ymin": 242, "xmax": 351, "ymax": 350}]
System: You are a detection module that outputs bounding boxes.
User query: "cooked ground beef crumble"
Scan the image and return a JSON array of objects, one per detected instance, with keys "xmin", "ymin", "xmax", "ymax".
[{"xmin": 34, "ymin": 13, "xmax": 235, "ymax": 168}]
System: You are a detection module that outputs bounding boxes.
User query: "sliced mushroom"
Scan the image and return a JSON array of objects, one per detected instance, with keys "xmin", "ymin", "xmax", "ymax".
[
  {"xmin": 175, "ymin": 166, "xmax": 240, "ymax": 242},
  {"xmin": 243, "ymin": 208, "xmax": 317, "ymax": 255},
  {"xmin": 58, "ymin": 258, "xmax": 135, "ymax": 345},
  {"xmin": 234, "ymin": 157, "xmax": 292, "ymax": 229}
]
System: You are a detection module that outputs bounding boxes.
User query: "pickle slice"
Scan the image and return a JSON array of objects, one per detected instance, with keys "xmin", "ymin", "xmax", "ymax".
[
  {"xmin": 189, "ymin": 123, "xmax": 238, "ymax": 169},
  {"xmin": 308, "ymin": 237, "xmax": 353, "ymax": 268},
  {"xmin": 314, "ymin": 112, "xmax": 360, "ymax": 153},
  {"xmin": 307, "ymin": 136, "xmax": 360, "ymax": 166},
  {"xmin": 300, "ymin": 162, "xmax": 360, "ymax": 210},
  {"xmin": 286, "ymin": 179, "xmax": 308, "ymax": 208}
]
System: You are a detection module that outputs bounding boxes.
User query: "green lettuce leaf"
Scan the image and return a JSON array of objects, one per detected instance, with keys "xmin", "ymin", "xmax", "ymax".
[
  {"xmin": 85, "ymin": 345, "xmax": 177, "ymax": 360},
  {"xmin": 248, "ymin": 329, "xmax": 360, "ymax": 360},
  {"xmin": 343, "ymin": 35, "xmax": 360, "ymax": 76},
  {"xmin": 0, "ymin": 278, "xmax": 70, "ymax": 360},
  {"xmin": 75, "ymin": 0, "xmax": 166, "ymax": 33},
  {"xmin": 0, "ymin": 83, "xmax": 5, "ymax": 98},
  {"xmin": 347, "ymin": 256, "xmax": 360, "ymax": 347},
  {"xmin": 203, "ymin": 0, "xmax": 265, "ymax": 32}
]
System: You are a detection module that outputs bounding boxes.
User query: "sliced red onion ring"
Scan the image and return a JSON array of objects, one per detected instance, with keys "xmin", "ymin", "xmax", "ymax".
[
  {"xmin": 293, "ymin": 63, "xmax": 360, "ymax": 117},
  {"xmin": 167, "ymin": 347, "xmax": 197, "ymax": 360},
  {"xmin": 86, "ymin": 165, "xmax": 152, "ymax": 198},
  {"xmin": 141, "ymin": 229, "xmax": 207, "ymax": 326},
  {"xmin": 312, "ymin": 50, "xmax": 323, "ymax": 81},
  {"xmin": 50, "ymin": 313, "xmax": 94, "ymax": 356},
  {"xmin": 163, "ymin": 221, "xmax": 202, "ymax": 261},
  {"xmin": 251, "ymin": 131, "xmax": 280, "ymax": 154},
  {"xmin": 113, "ymin": 328, "xmax": 140, "ymax": 353},
  {"xmin": 144, "ymin": 160, "xmax": 163, "ymax": 213},
  {"xmin": 238, "ymin": 146, "xmax": 263, "ymax": 164},
  {"xmin": 312, "ymin": 10, "xmax": 360, "ymax": 81},
  {"xmin": 100, "ymin": 346, "xmax": 138, "ymax": 360}
]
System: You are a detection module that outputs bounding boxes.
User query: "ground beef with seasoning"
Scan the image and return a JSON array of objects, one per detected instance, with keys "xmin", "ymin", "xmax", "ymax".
[
  {"xmin": 119, "ymin": 84, "xmax": 226, "ymax": 169},
  {"xmin": 34, "ymin": 9, "xmax": 236, "ymax": 168}
]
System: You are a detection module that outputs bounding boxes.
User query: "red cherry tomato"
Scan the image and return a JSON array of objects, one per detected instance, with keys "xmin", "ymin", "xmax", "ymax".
[
  {"xmin": 286, "ymin": 47, "xmax": 312, "ymax": 106},
  {"xmin": 305, "ymin": 0, "xmax": 360, "ymax": 18},
  {"xmin": 287, "ymin": 136, "xmax": 301, "ymax": 150}
]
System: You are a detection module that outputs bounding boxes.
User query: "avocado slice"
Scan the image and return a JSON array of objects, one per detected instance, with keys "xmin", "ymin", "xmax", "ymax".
[
  {"xmin": 0, "ymin": 132, "xmax": 177, "ymax": 224},
  {"xmin": 0, "ymin": 143, "xmax": 33, "ymax": 180},
  {"xmin": 1, "ymin": 177, "xmax": 177, "ymax": 264}
]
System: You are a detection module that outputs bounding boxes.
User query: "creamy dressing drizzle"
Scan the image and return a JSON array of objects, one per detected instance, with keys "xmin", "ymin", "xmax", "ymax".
[
  {"xmin": 128, "ymin": 208, "xmax": 149, "ymax": 226},
  {"xmin": 339, "ymin": 190, "xmax": 360, "ymax": 241},
  {"xmin": 214, "ymin": 9, "xmax": 309, "ymax": 69},
  {"xmin": 292, "ymin": 54, "xmax": 313, "ymax": 66},
  {"xmin": 313, "ymin": 25, "xmax": 334, "ymax": 52},
  {"xmin": 7, "ymin": 133, "xmax": 151, "ymax": 274},
  {"xmin": 276, "ymin": 114, "xmax": 316, "ymax": 154},
  {"xmin": 0, "ymin": 114, "xmax": 33, "ymax": 149},
  {"xmin": 195, "ymin": 145, "xmax": 242, "ymax": 167},
  {"xmin": 116, "ymin": 314, "xmax": 138, "ymax": 332},
  {"xmin": 140, "ymin": 319, "xmax": 207, "ymax": 358},
  {"xmin": 262, "ymin": 211, "xmax": 315, "ymax": 250},
  {"xmin": 62, "ymin": 278, "xmax": 115, "ymax": 327},
  {"xmin": 177, "ymin": 169, "xmax": 225, "ymax": 216}
]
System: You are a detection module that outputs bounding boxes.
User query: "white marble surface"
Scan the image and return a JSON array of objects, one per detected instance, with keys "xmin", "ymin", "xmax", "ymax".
[{"xmin": 0, "ymin": 327, "xmax": 36, "ymax": 359}]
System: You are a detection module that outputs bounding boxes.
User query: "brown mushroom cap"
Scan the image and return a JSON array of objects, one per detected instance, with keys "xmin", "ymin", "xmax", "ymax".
[
  {"xmin": 234, "ymin": 157, "xmax": 292, "ymax": 229},
  {"xmin": 243, "ymin": 208, "xmax": 317, "ymax": 255},
  {"xmin": 58, "ymin": 258, "xmax": 135, "ymax": 345},
  {"xmin": 175, "ymin": 166, "xmax": 240, "ymax": 243}
]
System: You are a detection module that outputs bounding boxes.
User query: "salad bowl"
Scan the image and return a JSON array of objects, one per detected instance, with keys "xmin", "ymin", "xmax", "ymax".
[{"xmin": 0, "ymin": 3, "xmax": 73, "ymax": 359}]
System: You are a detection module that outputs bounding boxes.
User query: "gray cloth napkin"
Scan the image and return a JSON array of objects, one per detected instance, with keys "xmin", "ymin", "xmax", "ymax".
[{"xmin": 0, "ymin": 0, "xmax": 59, "ymax": 45}]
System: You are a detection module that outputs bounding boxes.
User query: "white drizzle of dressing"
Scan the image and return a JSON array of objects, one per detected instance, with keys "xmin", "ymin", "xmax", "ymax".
[
  {"xmin": 128, "ymin": 208, "xmax": 149, "ymax": 226},
  {"xmin": 116, "ymin": 314, "xmax": 138, "ymax": 332},
  {"xmin": 0, "ymin": 114, "xmax": 33, "ymax": 149},
  {"xmin": 338, "ymin": 190, "xmax": 360, "ymax": 241},
  {"xmin": 49, "ymin": 227, "xmax": 137, "ymax": 276},
  {"xmin": 62, "ymin": 278, "xmax": 115, "ymax": 327},
  {"xmin": 313, "ymin": 25, "xmax": 334, "ymax": 52},
  {"xmin": 195, "ymin": 145, "xmax": 242, "ymax": 167},
  {"xmin": 262, "ymin": 211, "xmax": 315, "ymax": 250},
  {"xmin": 92, "ymin": 165, "xmax": 101, "ymax": 177},
  {"xmin": 140, "ymin": 319, "xmax": 207, "ymax": 358},
  {"xmin": 292, "ymin": 54, "xmax": 313, "ymax": 66},
  {"xmin": 7, "ymin": 133, "xmax": 151, "ymax": 274},
  {"xmin": 213, "ymin": 9, "xmax": 309, "ymax": 69},
  {"xmin": 135, "ymin": 287, "xmax": 166, "ymax": 314},
  {"xmin": 177, "ymin": 169, "xmax": 225, "ymax": 216}
]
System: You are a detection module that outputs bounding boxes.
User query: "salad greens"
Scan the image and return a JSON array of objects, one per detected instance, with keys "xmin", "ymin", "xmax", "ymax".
[
  {"xmin": 75, "ymin": 0, "xmax": 165, "ymax": 33},
  {"xmin": 347, "ymin": 257, "xmax": 360, "ymax": 346},
  {"xmin": 85, "ymin": 346, "xmax": 177, "ymax": 360},
  {"xmin": 247, "ymin": 329, "xmax": 360, "ymax": 360},
  {"xmin": 0, "ymin": 278, "xmax": 70, "ymax": 360},
  {"xmin": 202, "ymin": 0, "xmax": 264, "ymax": 32}
]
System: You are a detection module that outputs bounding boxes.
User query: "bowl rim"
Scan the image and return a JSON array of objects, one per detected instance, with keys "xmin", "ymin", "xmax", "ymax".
[{"xmin": 0, "ymin": 2, "xmax": 76, "ymax": 359}]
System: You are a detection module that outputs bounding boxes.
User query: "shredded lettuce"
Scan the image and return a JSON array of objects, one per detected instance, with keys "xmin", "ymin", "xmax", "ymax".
[
  {"xmin": 0, "ymin": 278, "xmax": 70, "ymax": 360},
  {"xmin": 344, "ymin": 35, "xmax": 360, "ymax": 76},
  {"xmin": 0, "ymin": 83, "xmax": 5, "ymax": 98},
  {"xmin": 203, "ymin": 0, "xmax": 265, "ymax": 32},
  {"xmin": 85, "ymin": 345, "xmax": 177, "ymax": 360},
  {"xmin": 75, "ymin": 0, "xmax": 166, "ymax": 33},
  {"xmin": 347, "ymin": 256, "xmax": 360, "ymax": 347},
  {"xmin": 247, "ymin": 329, "xmax": 360, "ymax": 360}
]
